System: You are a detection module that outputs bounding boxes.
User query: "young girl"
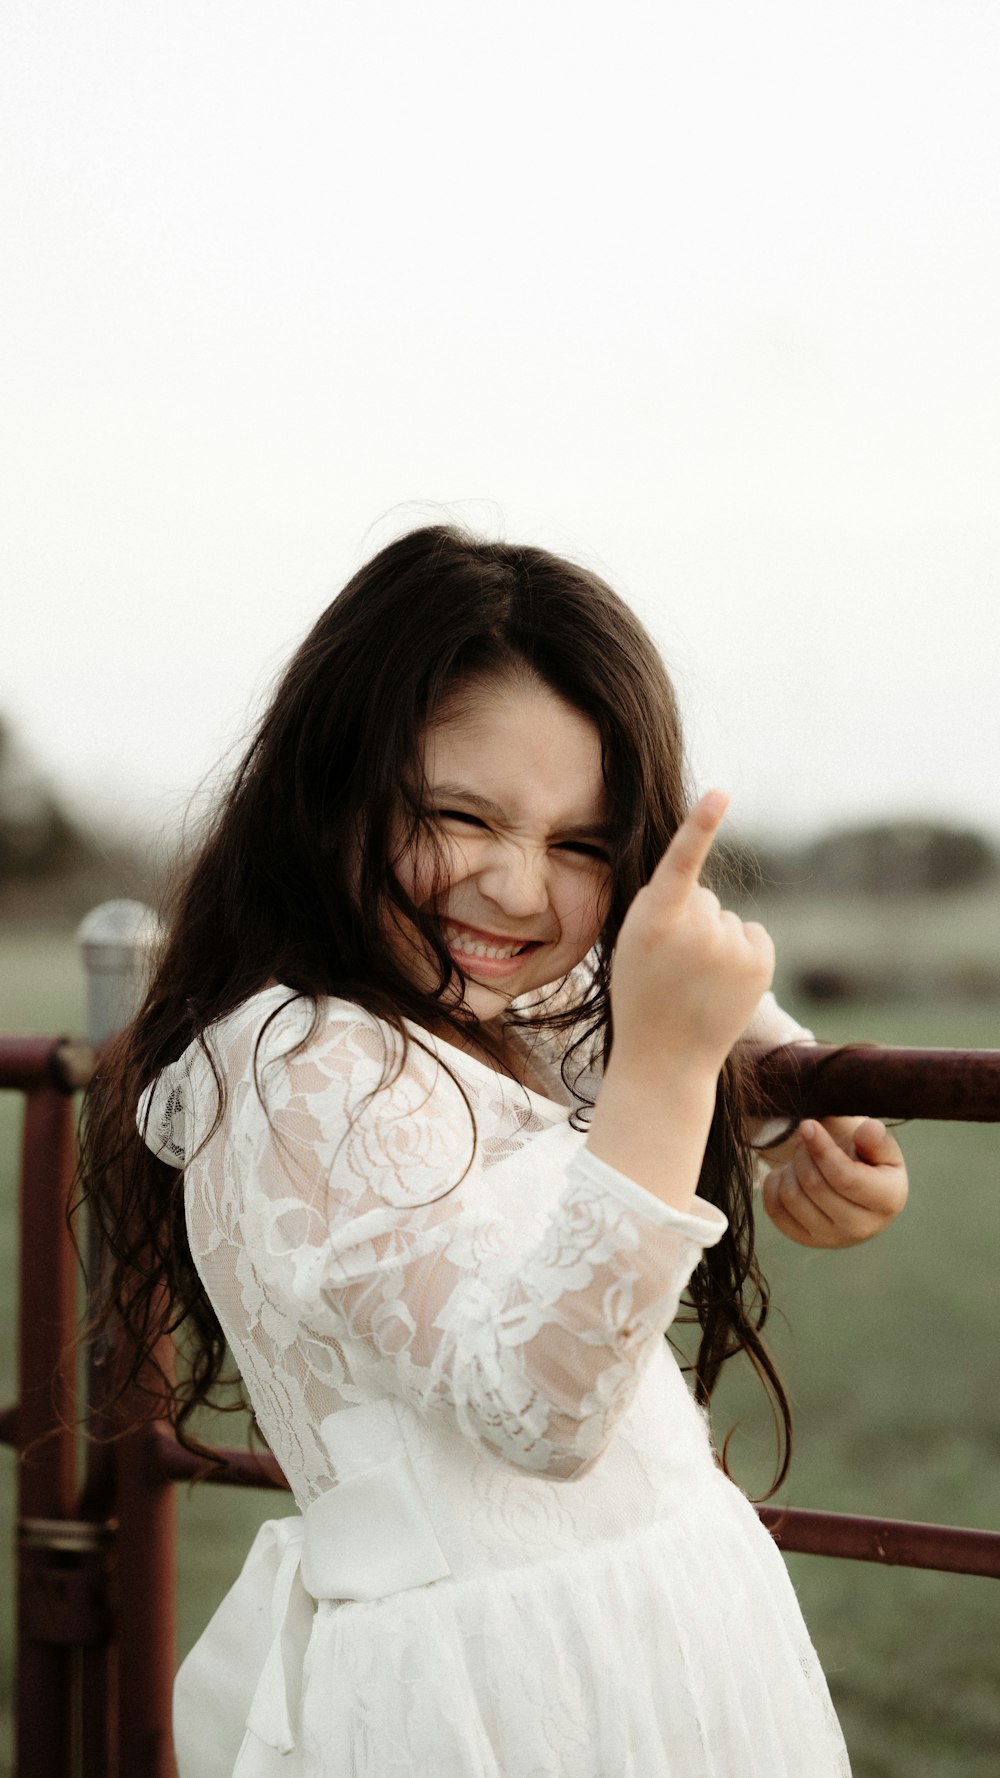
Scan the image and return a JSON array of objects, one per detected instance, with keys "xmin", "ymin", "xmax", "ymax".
[{"xmin": 80, "ymin": 523, "xmax": 907, "ymax": 1777}]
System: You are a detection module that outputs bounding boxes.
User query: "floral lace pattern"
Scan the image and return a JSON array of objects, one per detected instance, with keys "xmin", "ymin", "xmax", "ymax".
[
  {"xmin": 142, "ymin": 986, "xmax": 730, "ymax": 1503},
  {"xmin": 141, "ymin": 982, "xmax": 848, "ymax": 1778}
]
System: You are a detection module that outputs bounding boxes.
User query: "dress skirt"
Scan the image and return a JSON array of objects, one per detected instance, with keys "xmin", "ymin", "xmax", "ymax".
[
  {"xmin": 155, "ymin": 991, "xmax": 851, "ymax": 1778},
  {"xmin": 174, "ymin": 1464, "xmax": 850, "ymax": 1778}
]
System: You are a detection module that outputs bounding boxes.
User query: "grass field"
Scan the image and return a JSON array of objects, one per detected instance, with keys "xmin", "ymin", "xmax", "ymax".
[{"xmin": 0, "ymin": 919, "xmax": 998, "ymax": 1777}]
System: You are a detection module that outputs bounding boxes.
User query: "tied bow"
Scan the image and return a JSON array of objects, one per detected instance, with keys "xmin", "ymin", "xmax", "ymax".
[{"xmin": 175, "ymin": 1448, "xmax": 453, "ymax": 1776}]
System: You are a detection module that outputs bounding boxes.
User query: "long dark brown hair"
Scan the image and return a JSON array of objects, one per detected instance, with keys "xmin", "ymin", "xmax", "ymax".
[{"xmin": 75, "ymin": 521, "xmax": 792, "ymax": 1494}]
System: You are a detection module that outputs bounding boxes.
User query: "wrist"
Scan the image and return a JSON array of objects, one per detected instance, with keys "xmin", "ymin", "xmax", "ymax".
[
  {"xmin": 604, "ymin": 1043, "xmax": 722, "ymax": 1101},
  {"xmin": 585, "ymin": 1055, "xmax": 720, "ymax": 1215}
]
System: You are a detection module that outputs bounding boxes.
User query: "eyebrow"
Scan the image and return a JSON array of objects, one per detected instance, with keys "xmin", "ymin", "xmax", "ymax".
[{"xmin": 429, "ymin": 783, "xmax": 615, "ymax": 843}]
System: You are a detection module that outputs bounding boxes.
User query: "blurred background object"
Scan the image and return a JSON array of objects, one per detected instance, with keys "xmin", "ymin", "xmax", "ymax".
[
  {"xmin": 2, "ymin": 0, "xmax": 999, "ymax": 1770},
  {"xmin": 2, "ymin": 725, "xmax": 999, "ymax": 1777},
  {"xmin": 0, "ymin": 716, "xmax": 159, "ymax": 932}
]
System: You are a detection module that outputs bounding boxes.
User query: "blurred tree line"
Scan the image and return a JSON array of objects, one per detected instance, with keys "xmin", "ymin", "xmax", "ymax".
[
  {"xmin": 0, "ymin": 717, "xmax": 91, "ymax": 880},
  {"xmin": 715, "ymin": 817, "xmax": 1000, "ymax": 1005},
  {"xmin": 0, "ymin": 716, "xmax": 157, "ymax": 925},
  {"xmin": 2, "ymin": 710, "xmax": 998, "ymax": 927},
  {"xmin": 722, "ymin": 820, "xmax": 999, "ymax": 898}
]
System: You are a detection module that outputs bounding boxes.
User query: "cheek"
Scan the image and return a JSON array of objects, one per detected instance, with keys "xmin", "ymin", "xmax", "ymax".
[
  {"xmin": 562, "ymin": 872, "xmax": 611, "ymax": 946},
  {"xmin": 403, "ymin": 835, "xmax": 473, "ymax": 907}
]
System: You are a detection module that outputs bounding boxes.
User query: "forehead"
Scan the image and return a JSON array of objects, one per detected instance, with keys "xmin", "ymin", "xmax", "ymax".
[{"xmin": 421, "ymin": 679, "xmax": 608, "ymax": 828}]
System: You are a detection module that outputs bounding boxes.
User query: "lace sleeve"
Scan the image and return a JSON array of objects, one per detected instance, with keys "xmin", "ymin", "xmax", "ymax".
[
  {"xmin": 740, "ymin": 989, "xmax": 815, "ymax": 1053},
  {"xmin": 516, "ymin": 974, "xmax": 814, "ymax": 1117},
  {"xmin": 739, "ymin": 991, "xmax": 817, "ymax": 1157},
  {"xmin": 224, "ymin": 1002, "xmax": 727, "ymax": 1482}
]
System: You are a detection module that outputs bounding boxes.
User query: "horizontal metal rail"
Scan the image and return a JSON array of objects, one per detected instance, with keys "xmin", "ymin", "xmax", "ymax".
[
  {"xmin": 0, "ymin": 1035, "xmax": 94, "ymax": 1093},
  {"xmin": 7, "ymin": 1035, "xmax": 1000, "ymax": 1118},
  {"xmin": 746, "ymin": 1041, "xmax": 1000, "ymax": 1123},
  {"xmin": 145, "ymin": 1424, "xmax": 1000, "ymax": 1578},
  {"xmin": 1, "ymin": 1024, "xmax": 998, "ymax": 1778},
  {"xmin": 758, "ymin": 1505, "xmax": 1000, "ymax": 1579},
  {"xmin": 147, "ymin": 1419, "xmax": 288, "ymax": 1490}
]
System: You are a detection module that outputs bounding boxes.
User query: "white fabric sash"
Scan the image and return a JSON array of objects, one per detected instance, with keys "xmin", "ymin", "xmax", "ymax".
[{"xmin": 173, "ymin": 1445, "xmax": 453, "ymax": 1778}]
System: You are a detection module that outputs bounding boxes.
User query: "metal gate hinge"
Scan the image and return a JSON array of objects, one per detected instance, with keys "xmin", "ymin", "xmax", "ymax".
[{"xmin": 18, "ymin": 1516, "xmax": 115, "ymax": 1647}]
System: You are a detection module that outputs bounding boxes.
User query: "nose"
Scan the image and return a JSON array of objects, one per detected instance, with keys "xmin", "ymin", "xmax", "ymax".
[{"xmin": 475, "ymin": 841, "xmax": 551, "ymax": 920}]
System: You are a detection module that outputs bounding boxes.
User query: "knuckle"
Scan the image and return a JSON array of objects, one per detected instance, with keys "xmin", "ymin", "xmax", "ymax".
[
  {"xmin": 745, "ymin": 920, "xmax": 775, "ymax": 956},
  {"xmin": 692, "ymin": 885, "xmax": 720, "ymax": 916}
]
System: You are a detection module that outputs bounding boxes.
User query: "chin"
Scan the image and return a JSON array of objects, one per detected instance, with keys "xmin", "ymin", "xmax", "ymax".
[{"xmin": 454, "ymin": 981, "xmax": 515, "ymax": 1023}]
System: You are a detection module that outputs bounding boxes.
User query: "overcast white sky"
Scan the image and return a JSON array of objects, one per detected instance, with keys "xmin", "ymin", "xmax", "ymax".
[{"xmin": 2, "ymin": 0, "xmax": 999, "ymax": 846}]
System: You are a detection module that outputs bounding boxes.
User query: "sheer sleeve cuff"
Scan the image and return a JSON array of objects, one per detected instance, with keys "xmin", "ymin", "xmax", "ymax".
[
  {"xmin": 741, "ymin": 988, "xmax": 815, "ymax": 1052},
  {"xmin": 572, "ymin": 1145, "xmax": 728, "ymax": 1247}
]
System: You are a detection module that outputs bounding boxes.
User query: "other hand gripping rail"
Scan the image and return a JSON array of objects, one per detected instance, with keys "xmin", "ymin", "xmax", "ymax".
[{"xmin": 2, "ymin": 906, "xmax": 999, "ymax": 1776}]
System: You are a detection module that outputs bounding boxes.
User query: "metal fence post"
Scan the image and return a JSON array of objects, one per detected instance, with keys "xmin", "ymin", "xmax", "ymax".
[
  {"xmin": 77, "ymin": 901, "xmax": 175, "ymax": 1777},
  {"xmin": 77, "ymin": 900, "xmax": 163, "ymax": 1049},
  {"xmin": 77, "ymin": 900, "xmax": 164, "ymax": 1423}
]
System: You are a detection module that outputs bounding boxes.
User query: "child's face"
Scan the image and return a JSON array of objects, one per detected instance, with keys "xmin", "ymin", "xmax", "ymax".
[{"xmin": 390, "ymin": 676, "xmax": 613, "ymax": 1027}]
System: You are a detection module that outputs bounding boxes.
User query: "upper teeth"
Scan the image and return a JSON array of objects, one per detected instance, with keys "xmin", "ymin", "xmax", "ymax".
[{"xmin": 445, "ymin": 926, "xmax": 526, "ymax": 960}]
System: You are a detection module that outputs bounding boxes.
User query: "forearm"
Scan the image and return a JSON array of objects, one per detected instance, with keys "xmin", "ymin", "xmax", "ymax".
[
  {"xmin": 428, "ymin": 1174, "xmax": 722, "ymax": 1476},
  {"xmin": 584, "ymin": 1054, "xmax": 720, "ymax": 1215}
]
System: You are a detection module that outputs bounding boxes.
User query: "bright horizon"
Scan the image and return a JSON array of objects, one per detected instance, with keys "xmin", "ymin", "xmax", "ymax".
[{"xmin": 3, "ymin": 2, "xmax": 998, "ymax": 846}]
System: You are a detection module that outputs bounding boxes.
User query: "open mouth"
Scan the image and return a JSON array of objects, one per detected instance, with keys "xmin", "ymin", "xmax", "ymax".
[{"xmin": 441, "ymin": 921, "xmax": 542, "ymax": 966}]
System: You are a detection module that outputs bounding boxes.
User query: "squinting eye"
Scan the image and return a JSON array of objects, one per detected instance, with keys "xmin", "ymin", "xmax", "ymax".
[
  {"xmin": 437, "ymin": 809, "xmax": 486, "ymax": 827},
  {"xmin": 558, "ymin": 843, "xmax": 610, "ymax": 861}
]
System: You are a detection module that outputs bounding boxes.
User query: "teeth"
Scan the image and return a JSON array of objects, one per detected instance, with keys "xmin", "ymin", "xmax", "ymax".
[{"xmin": 445, "ymin": 926, "xmax": 527, "ymax": 961}]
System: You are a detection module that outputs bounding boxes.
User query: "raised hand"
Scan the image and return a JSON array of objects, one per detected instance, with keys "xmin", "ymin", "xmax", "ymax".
[
  {"xmin": 585, "ymin": 791, "xmax": 775, "ymax": 1212},
  {"xmin": 609, "ymin": 791, "xmax": 776, "ymax": 1078}
]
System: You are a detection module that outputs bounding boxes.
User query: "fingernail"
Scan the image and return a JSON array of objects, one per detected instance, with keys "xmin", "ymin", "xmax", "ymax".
[{"xmin": 801, "ymin": 1120, "xmax": 816, "ymax": 1141}]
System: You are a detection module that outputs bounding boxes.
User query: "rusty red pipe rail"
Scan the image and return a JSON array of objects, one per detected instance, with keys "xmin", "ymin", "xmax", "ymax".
[
  {"xmin": 8, "ymin": 1035, "xmax": 1000, "ymax": 1120},
  {"xmin": 3, "ymin": 1029, "xmax": 1000, "ymax": 1778},
  {"xmin": 6, "ymin": 1036, "xmax": 1000, "ymax": 1120},
  {"xmin": 10, "ymin": 1071, "xmax": 81, "ymax": 1778},
  {"xmin": 147, "ymin": 1423, "xmax": 1000, "ymax": 1577},
  {"xmin": 0, "ymin": 1035, "xmax": 95, "ymax": 1093},
  {"xmin": 746, "ymin": 1041, "xmax": 1000, "ymax": 1123},
  {"xmin": 758, "ymin": 1505, "xmax": 1000, "ymax": 1579},
  {"xmin": 0, "ymin": 1037, "xmax": 58, "ymax": 1089},
  {"xmin": 112, "ymin": 1322, "xmax": 177, "ymax": 1777},
  {"xmin": 147, "ymin": 1420, "xmax": 290, "ymax": 1490}
]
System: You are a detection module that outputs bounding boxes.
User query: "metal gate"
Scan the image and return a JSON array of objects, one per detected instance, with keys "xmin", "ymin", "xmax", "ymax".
[{"xmin": 2, "ymin": 905, "xmax": 999, "ymax": 1776}]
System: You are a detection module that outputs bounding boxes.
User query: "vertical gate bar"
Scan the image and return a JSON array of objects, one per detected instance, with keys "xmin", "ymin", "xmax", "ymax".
[
  {"xmin": 78, "ymin": 1370, "xmax": 116, "ymax": 1778},
  {"xmin": 114, "ymin": 1332, "xmax": 177, "ymax": 1778},
  {"xmin": 16, "ymin": 1081, "xmax": 79, "ymax": 1778},
  {"xmin": 77, "ymin": 900, "xmax": 166, "ymax": 1777},
  {"xmin": 80, "ymin": 1641, "xmax": 118, "ymax": 1778}
]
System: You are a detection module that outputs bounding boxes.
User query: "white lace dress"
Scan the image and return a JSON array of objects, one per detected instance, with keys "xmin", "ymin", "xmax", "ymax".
[{"xmin": 138, "ymin": 982, "xmax": 851, "ymax": 1778}]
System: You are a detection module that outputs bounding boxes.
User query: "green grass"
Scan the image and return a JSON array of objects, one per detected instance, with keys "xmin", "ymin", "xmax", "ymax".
[
  {"xmin": 1, "ymin": 925, "xmax": 998, "ymax": 1776},
  {"xmin": 697, "ymin": 987, "xmax": 1000, "ymax": 1777},
  {"xmin": 706, "ymin": 1114, "xmax": 1000, "ymax": 1776}
]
